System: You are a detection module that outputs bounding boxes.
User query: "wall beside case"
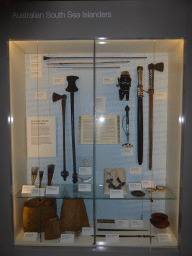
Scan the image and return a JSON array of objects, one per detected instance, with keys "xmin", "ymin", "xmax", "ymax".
[{"xmin": 1, "ymin": 1, "xmax": 192, "ymax": 256}]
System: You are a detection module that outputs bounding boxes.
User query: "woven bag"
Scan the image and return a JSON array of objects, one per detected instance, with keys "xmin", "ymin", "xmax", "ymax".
[
  {"xmin": 45, "ymin": 216, "xmax": 62, "ymax": 240},
  {"xmin": 60, "ymin": 199, "xmax": 90, "ymax": 231},
  {"xmin": 22, "ymin": 198, "xmax": 57, "ymax": 232}
]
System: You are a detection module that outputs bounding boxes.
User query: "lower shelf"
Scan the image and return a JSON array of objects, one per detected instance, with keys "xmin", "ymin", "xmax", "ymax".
[{"xmin": 14, "ymin": 221, "xmax": 178, "ymax": 248}]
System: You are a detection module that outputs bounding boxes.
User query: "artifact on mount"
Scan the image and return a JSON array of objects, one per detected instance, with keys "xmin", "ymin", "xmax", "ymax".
[
  {"xmin": 131, "ymin": 190, "xmax": 145, "ymax": 197},
  {"xmin": 39, "ymin": 171, "xmax": 44, "ymax": 188},
  {"xmin": 47, "ymin": 164, "xmax": 55, "ymax": 186},
  {"xmin": 97, "ymin": 228, "xmax": 148, "ymax": 231},
  {"xmin": 150, "ymin": 212, "xmax": 170, "ymax": 229},
  {"xmin": 22, "ymin": 198, "xmax": 57, "ymax": 232},
  {"xmin": 97, "ymin": 219, "xmax": 115, "ymax": 223},
  {"xmin": 46, "ymin": 61, "xmax": 130, "ymax": 65},
  {"xmin": 65, "ymin": 76, "xmax": 79, "ymax": 184},
  {"xmin": 146, "ymin": 185, "xmax": 167, "ymax": 193},
  {"xmin": 104, "ymin": 168, "xmax": 127, "ymax": 195},
  {"xmin": 116, "ymin": 71, "xmax": 132, "ymax": 100},
  {"xmin": 122, "ymin": 105, "xmax": 133, "ymax": 148},
  {"xmin": 137, "ymin": 66, "xmax": 144, "ymax": 165},
  {"xmin": 31, "ymin": 166, "xmax": 39, "ymax": 185},
  {"xmin": 78, "ymin": 176, "xmax": 93, "ymax": 183},
  {"xmin": 93, "ymin": 235, "xmax": 155, "ymax": 238},
  {"xmin": 148, "ymin": 62, "xmax": 164, "ymax": 170},
  {"xmin": 48, "ymin": 66, "xmax": 120, "ymax": 69},
  {"xmin": 155, "ymin": 185, "xmax": 167, "ymax": 191},
  {"xmin": 43, "ymin": 56, "xmax": 147, "ymax": 60},
  {"xmin": 52, "ymin": 92, "xmax": 68, "ymax": 181},
  {"xmin": 45, "ymin": 216, "xmax": 62, "ymax": 240},
  {"xmin": 60, "ymin": 199, "xmax": 90, "ymax": 232}
]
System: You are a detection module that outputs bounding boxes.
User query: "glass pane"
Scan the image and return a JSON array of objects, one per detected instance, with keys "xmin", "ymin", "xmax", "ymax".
[
  {"xmin": 10, "ymin": 40, "xmax": 95, "ymax": 246},
  {"xmin": 94, "ymin": 39, "xmax": 183, "ymax": 247},
  {"xmin": 9, "ymin": 38, "xmax": 184, "ymax": 248}
]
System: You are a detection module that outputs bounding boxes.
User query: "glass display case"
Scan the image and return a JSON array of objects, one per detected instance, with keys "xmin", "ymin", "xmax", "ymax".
[{"xmin": 9, "ymin": 39, "xmax": 183, "ymax": 248}]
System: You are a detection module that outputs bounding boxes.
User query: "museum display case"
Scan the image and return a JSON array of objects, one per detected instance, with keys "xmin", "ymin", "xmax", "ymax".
[{"xmin": 9, "ymin": 39, "xmax": 184, "ymax": 248}]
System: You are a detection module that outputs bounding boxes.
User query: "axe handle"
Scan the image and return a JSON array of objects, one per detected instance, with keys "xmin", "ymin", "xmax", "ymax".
[
  {"xmin": 70, "ymin": 93, "xmax": 78, "ymax": 183},
  {"xmin": 61, "ymin": 99, "xmax": 67, "ymax": 178}
]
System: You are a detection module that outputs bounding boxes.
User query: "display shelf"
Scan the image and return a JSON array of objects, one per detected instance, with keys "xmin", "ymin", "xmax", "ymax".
[
  {"xmin": 16, "ymin": 184, "xmax": 176, "ymax": 200},
  {"xmin": 14, "ymin": 221, "xmax": 177, "ymax": 248}
]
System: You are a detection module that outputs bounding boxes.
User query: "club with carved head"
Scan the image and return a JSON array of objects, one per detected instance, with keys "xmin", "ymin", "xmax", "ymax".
[{"xmin": 65, "ymin": 76, "xmax": 79, "ymax": 184}]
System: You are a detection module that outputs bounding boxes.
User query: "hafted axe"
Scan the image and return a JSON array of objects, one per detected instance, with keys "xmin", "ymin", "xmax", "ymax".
[
  {"xmin": 148, "ymin": 62, "xmax": 164, "ymax": 170},
  {"xmin": 52, "ymin": 92, "xmax": 69, "ymax": 181}
]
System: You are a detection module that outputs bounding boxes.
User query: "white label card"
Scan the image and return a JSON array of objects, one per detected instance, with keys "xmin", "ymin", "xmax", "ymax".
[
  {"xmin": 31, "ymin": 188, "xmax": 45, "ymax": 196},
  {"xmin": 22, "ymin": 185, "xmax": 35, "ymax": 194},
  {"xmin": 23, "ymin": 232, "xmax": 38, "ymax": 241},
  {"xmin": 30, "ymin": 71, "xmax": 42, "ymax": 78},
  {"xmin": 35, "ymin": 92, "xmax": 47, "ymax": 100},
  {"xmin": 78, "ymin": 115, "xmax": 120, "ymax": 145},
  {"xmin": 46, "ymin": 186, "xmax": 59, "ymax": 194},
  {"xmin": 95, "ymin": 97, "xmax": 106, "ymax": 112},
  {"xmin": 158, "ymin": 234, "xmax": 172, "ymax": 243},
  {"xmin": 106, "ymin": 234, "xmax": 119, "ymax": 243},
  {"xmin": 129, "ymin": 183, "xmax": 142, "ymax": 191},
  {"xmin": 116, "ymin": 220, "xmax": 129, "ymax": 228},
  {"xmin": 121, "ymin": 148, "xmax": 133, "ymax": 156},
  {"xmin": 130, "ymin": 167, "xmax": 142, "ymax": 175},
  {"xmin": 142, "ymin": 180, "xmax": 154, "ymax": 188},
  {"xmin": 27, "ymin": 116, "xmax": 56, "ymax": 157},
  {"xmin": 30, "ymin": 55, "xmax": 42, "ymax": 63},
  {"xmin": 79, "ymin": 167, "xmax": 92, "ymax": 175},
  {"xmin": 82, "ymin": 227, "xmax": 94, "ymax": 236},
  {"xmin": 131, "ymin": 220, "xmax": 144, "ymax": 228},
  {"xmin": 78, "ymin": 184, "xmax": 92, "ymax": 192},
  {"xmin": 103, "ymin": 77, "xmax": 115, "ymax": 84},
  {"xmin": 30, "ymin": 63, "xmax": 42, "ymax": 71},
  {"xmin": 110, "ymin": 190, "xmax": 124, "ymax": 198},
  {"xmin": 155, "ymin": 92, "xmax": 167, "ymax": 100},
  {"xmin": 60, "ymin": 234, "xmax": 74, "ymax": 243},
  {"xmin": 53, "ymin": 78, "xmax": 65, "ymax": 85}
]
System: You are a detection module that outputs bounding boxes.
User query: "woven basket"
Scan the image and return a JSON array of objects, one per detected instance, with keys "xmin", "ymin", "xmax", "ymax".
[
  {"xmin": 22, "ymin": 198, "xmax": 57, "ymax": 232},
  {"xmin": 60, "ymin": 199, "xmax": 90, "ymax": 231},
  {"xmin": 45, "ymin": 216, "xmax": 62, "ymax": 240}
]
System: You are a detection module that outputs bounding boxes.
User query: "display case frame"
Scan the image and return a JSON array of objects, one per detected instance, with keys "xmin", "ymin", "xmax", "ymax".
[
  {"xmin": 1, "ymin": 1, "xmax": 192, "ymax": 256},
  {"xmin": 8, "ymin": 38, "xmax": 183, "ymax": 249}
]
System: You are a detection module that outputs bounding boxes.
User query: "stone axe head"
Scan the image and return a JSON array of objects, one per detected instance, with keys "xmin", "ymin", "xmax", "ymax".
[
  {"xmin": 52, "ymin": 92, "xmax": 67, "ymax": 102},
  {"xmin": 148, "ymin": 62, "xmax": 164, "ymax": 72}
]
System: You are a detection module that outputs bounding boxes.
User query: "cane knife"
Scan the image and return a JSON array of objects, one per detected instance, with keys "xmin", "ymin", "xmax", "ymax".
[
  {"xmin": 137, "ymin": 66, "xmax": 143, "ymax": 165},
  {"xmin": 148, "ymin": 63, "xmax": 164, "ymax": 170},
  {"xmin": 66, "ymin": 76, "xmax": 79, "ymax": 183},
  {"xmin": 52, "ymin": 93, "xmax": 69, "ymax": 181}
]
